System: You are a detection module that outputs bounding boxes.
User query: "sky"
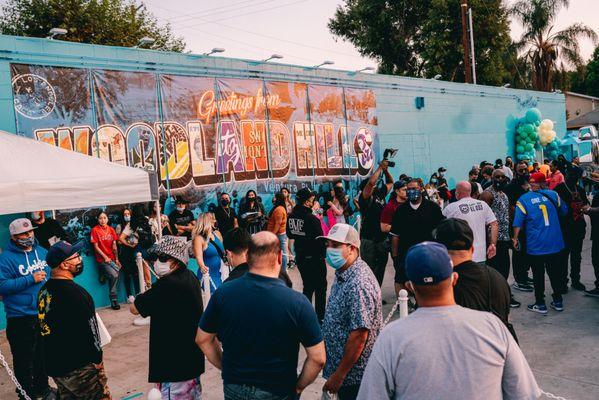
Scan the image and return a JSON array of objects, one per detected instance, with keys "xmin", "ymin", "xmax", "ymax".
[
  {"xmin": 140, "ymin": 0, "xmax": 599, "ymax": 71},
  {"xmin": 1, "ymin": 0, "xmax": 598, "ymax": 72}
]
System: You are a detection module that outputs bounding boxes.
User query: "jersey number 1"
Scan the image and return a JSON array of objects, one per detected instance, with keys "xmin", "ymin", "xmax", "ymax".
[{"xmin": 539, "ymin": 204, "xmax": 549, "ymax": 226}]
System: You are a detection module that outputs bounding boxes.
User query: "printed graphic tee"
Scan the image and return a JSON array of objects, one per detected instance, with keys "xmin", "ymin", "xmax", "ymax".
[
  {"xmin": 38, "ymin": 279, "xmax": 102, "ymax": 377},
  {"xmin": 442, "ymin": 197, "xmax": 497, "ymax": 262},
  {"xmin": 90, "ymin": 225, "xmax": 118, "ymax": 263}
]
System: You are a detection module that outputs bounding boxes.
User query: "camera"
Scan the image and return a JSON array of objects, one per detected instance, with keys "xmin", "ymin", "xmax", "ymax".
[{"xmin": 383, "ymin": 148, "xmax": 398, "ymax": 168}]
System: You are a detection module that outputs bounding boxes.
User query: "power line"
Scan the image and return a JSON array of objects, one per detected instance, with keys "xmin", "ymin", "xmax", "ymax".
[{"xmin": 170, "ymin": 0, "xmax": 278, "ymax": 24}]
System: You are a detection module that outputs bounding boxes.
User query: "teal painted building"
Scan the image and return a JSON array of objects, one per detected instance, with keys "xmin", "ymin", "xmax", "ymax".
[{"xmin": 0, "ymin": 35, "xmax": 566, "ymax": 329}]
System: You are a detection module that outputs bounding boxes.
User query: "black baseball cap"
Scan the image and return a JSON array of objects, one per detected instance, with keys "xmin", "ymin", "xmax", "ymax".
[
  {"xmin": 393, "ymin": 180, "xmax": 406, "ymax": 190},
  {"xmin": 438, "ymin": 167, "xmax": 447, "ymax": 172},
  {"xmin": 46, "ymin": 241, "xmax": 85, "ymax": 269},
  {"xmin": 434, "ymin": 218, "xmax": 473, "ymax": 251}
]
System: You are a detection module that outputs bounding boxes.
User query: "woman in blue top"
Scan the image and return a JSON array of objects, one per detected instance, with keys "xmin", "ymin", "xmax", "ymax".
[{"xmin": 192, "ymin": 212, "xmax": 224, "ymax": 293}]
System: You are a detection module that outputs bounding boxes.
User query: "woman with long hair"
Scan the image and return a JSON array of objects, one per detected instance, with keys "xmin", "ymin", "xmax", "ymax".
[
  {"xmin": 281, "ymin": 187, "xmax": 295, "ymax": 214},
  {"xmin": 238, "ymin": 190, "xmax": 265, "ymax": 235},
  {"xmin": 192, "ymin": 212, "xmax": 224, "ymax": 293},
  {"xmin": 326, "ymin": 186, "xmax": 349, "ymax": 229},
  {"xmin": 267, "ymin": 192, "xmax": 289, "ymax": 270},
  {"xmin": 117, "ymin": 208, "xmax": 139, "ymax": 303},
  {"xmin": 90, "ymin": 211, "xmax": 121, "ymax": 310}
]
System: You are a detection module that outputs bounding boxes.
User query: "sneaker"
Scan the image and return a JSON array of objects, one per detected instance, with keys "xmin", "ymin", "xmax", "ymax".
[
  {"xmin": 584, "ymin": 287, "xmax": 599, "ymax": 297},
  {"xmin": 127, "ymin": 295, "xmax": 135, "ymax": 304},
  {"xmin": 550, "ymin": 301, "xmax": 564, "ymax": 311},
  {"xmin": 571, "ymin": 281, "xmax": 586, "ymax": 291},
  {"xmin": 110, "ymin": 301, "xmax": 121, "ymax": 310},
  {"xmin": 513, "ymin": 282, "xmax": 534, "ymax": 292},
  {"xmin": 527, "ymin": 303, "xmax": 548, "ymax": 315},
  {"xmin": 510, "ymin": 297, "xmax": 521, "ymax": 308}
]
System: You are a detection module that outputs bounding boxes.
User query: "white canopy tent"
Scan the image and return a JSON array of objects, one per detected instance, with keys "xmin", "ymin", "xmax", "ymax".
[{"xmin": 0, "ymin": 130, "xmax": 158, "ymax": 215}]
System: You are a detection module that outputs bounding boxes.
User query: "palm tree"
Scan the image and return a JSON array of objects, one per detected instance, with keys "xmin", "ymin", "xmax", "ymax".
[{"xmin": 510, "ymin": 0, "xmax": 597, "ymax": 91}]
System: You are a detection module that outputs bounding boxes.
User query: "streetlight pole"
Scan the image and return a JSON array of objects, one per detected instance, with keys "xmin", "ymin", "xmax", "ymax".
[
  {"xmin": 468, "ymin": 8, "xmax": 477, "ymax": 84},
  {"xmin": 460, "ymin": 0, "xmax": 473, "ymax": 84}
]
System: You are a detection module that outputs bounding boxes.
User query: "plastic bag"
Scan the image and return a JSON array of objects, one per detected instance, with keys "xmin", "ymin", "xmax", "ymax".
[{"xmin": 96, "ymin": 313, "xmax": 111, "ymax": 347}]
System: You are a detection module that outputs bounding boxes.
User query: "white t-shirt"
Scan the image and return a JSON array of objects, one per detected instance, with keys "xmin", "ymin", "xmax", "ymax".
[
  {"xmin": 357, "ymin": 305, "xmax": 540, "ymax": 400},
  {"xmin": 442, "ymin": 197, "xmax": 497, "ymax": 262}
]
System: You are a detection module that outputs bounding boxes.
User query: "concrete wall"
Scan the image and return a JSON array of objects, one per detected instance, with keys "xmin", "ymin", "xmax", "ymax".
[{"xmin": 0, "ymin": 35, "xmax": 566, "ymax": 329}]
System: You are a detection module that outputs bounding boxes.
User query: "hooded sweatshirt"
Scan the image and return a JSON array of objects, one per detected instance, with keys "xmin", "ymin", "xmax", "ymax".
[{"xmin": 0, "ymin": 239, "xmax": 50, "ymax": 318}]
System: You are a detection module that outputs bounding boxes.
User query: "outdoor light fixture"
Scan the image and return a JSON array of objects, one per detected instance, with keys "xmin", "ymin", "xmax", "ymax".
[
  {"xmin": 263, "ymin": 54, "xmax": 283, "ymax": 62},
  {"xmin": 134, "ymin": 37, "xmax": 155, "ymax": 48},
  {"xmin": 355, "ymin": 67, "xmax": 375, "ymax": 73},
  {"xmin": 433, "ymin": 74, "xmax": 442, "ymax": 80},
  {"xmin": 313, "ymin": 60, "xmax": 335, "ymax": 68},
  {"xmin": 46, "ymin": 28, "xmax": 67, "ymax": 40},
  {"xmin": 503, "ymin": 83, "xmax": 511, "ymax": 88},
  {"xmin": 204, "ymin": 48, "xmax": 225, "ymax": 56},
  {"xmin": 554, "ymin": 89, "xmax": 563, "ymax": 94}
]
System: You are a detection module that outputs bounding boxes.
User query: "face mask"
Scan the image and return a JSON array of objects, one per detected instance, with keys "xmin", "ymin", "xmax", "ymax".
[
  {"xmin": 407, "ymin": 189, "xmax": 421, "ymax": 203},
  {"xmin": 72, "ymin": 261, "xmax": 84, "ymax": 277},
  {"xmin": 16, "ymin": 237, "xmax": 35, "ymax": 248},
  {"xmin": 154, "ymin": 260, "xmax": 172, "ymax": 277},
  {"xmin": 248, "ymin": 197, "xmax": 255, "ymax": 202},
  {"xmin": 438, "ymin": 172, "xmax": 444, "ymax": 178},
  {"xmin": 326, "ymin": 248, "xmax": 346, "ymax": 270},
  {"xmin": 221, "ymin": 199, "xmax": 230, "ymax": 207},
  {"xmin": 493, "ymin": 180, "xmax": 506, "ymax": 191},
  {"xmin": 176, "ymin": 206, "xmax": 185, "ymax": 212},
  {"xmin": 430, "ymin": 179, "xmax": 438, "ymax": 185},
  {"xmin": 124, "ymin": 216, "xmax": 131, "ymax": 222},
  {"xmin": 31, "ymin": 212, "xmax": 42, "ymax": 221}
]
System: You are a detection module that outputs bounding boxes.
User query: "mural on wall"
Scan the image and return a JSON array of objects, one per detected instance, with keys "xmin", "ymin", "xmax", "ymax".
[{"xmin": 10, "ymin": 63, "xmax": 378, "ymax": 237}]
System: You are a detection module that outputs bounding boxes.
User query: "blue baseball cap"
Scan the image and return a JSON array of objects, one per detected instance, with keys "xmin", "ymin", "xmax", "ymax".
[
  {"xmin": 46, "ymin": 241, "xmax": 85, "ymax": 269},
  {"xmin": 405, "ymin": 242, "xmax": 453, "ymax": 285}
]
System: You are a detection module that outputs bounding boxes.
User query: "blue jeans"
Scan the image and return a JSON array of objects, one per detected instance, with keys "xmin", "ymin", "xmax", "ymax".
[
  {"xmin": 99, "ymin": 261, "xmax": 120, "ymax": 302},
  {"xmin": 278, "ymin": 233, "xmax": 288, "ymax": 271},
  {"xmin": 224, "ymin": 384, "xmax": 293, "ymax": 400}
]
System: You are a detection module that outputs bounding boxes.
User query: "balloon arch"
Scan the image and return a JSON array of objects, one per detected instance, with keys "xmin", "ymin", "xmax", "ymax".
[{"xmin": 506, "ymin": 108, "xmax": 561, "ymax": 162}]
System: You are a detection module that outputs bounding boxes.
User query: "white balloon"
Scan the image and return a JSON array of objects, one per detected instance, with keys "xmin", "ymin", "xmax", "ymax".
[
  {"xmin": 148, "ymin": 388, "xmax": 162, "ymax": 400},
  {"xmin": 540, "ymin": 119, "xmax": 554, "ymax": 131}
]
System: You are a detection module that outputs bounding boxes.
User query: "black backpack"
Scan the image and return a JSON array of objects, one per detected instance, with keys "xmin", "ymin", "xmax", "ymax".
[{"xmin": 135, "ymin": 218, "xmax": 155, "ymax": 249}]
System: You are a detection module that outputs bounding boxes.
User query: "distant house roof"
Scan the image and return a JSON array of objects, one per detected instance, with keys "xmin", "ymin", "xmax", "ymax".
[
  {"xmin": 567, "ymin": 108, "xmax": 599, "ymax": 129},
  {"xmin": 565, "ymin": 91, "xmax": 599, "ymax": 101}
]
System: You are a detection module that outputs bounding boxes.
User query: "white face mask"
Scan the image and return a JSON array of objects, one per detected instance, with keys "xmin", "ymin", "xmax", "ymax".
[{"xmin": 153, "ymin": 260, "xmax": 172, "ymax": 277}]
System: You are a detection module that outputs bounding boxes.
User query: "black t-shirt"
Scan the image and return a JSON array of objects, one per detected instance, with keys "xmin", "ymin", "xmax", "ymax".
[
  {"xmin": 453, "ymin": 261, "xmax": 511, "ymax": 327},
  {"xmin": 286, "ymin": 205, "xmax": 325, "ymax": 259},
  {"xmin": 33, "ymin": 218, "xmax": 68, "ymax": 250},
  {"xmin": 168, "ymin": 209, "xmax": 195, "ymax": 240},
  {"xmin": 38, "ymin": 279, "xmax": 102, "ymax": 377},
  {"xmin": 591, "ymin": 195, "xmax": 599, "ymax": 240},
  {"xmin": 135, "ymin": 268, "xmax": 205, "ymax": 382},
  {"xmin": 199, "ymin": 273, "xmax": 322, "ymax": 395},
  {"xmin": 554, "ymin": 183, "xmax": 589, "ymax": 234},
  {"xmin": 358, "ymin": 191, "xmax": 386, "ymax": 242},
  {"xmin": 390, "ymin": 200, "xmax": 445, "ymax": 257},
  {"xmin": 215, "ymin": 206, "xmax": 238, "ymax": 235}
]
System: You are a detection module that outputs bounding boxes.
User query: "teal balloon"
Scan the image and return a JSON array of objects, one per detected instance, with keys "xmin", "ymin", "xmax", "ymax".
[
  {"xmin": 522, "ymin": 124, "xmax": 533, "ymax": 134},
  {"xmin": 525, "ymin": 143, "xmax": 534, "ymax": 151},
  {"xmin": 526, "ymin": 108, "xmax": 542, "ymax": 123},
  {"xmin": 528, "ymin": 131, "xmax": 537, "ymax": 140},
  {"xmin": 535, "ymin": 120, "xmax": 541, "ymax": 127},
  {"xmin": 520, "ymin": 117, "xmax": 528, "ymax": 125},
  {"xmin": 516, "ymin": 145, "xmax": 524, "ymax": 153}
]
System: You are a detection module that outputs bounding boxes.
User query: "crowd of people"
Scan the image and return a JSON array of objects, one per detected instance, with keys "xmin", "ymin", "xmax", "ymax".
[{"xmin": 0, "ymin": 153, "xmax": 598, "ymax": 399}]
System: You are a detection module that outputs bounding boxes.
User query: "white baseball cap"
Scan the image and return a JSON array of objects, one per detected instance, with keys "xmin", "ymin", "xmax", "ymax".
[
  {"xmin": 9, "ymin": 218, "xmax": 37, "ymax": 235},
  {"xmin": 318, "ymin": 223, "xmax": 360, "ymax": 249}
]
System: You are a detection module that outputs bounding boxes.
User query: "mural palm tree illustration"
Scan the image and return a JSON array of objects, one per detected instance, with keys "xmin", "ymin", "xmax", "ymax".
[{"xmin": 510, "ymin": 0, "xmax": 597, "ymax": 91}]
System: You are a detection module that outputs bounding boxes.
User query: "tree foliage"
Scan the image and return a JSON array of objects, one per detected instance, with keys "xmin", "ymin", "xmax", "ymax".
[
  {"xmin": 0, "ymin": 0, "xmax": 185, "ymax": 52},
  {"xmin": 328, "ymin": 0, "xmax": 511, "ymax": 85},
  {"xmin": 510, "ymin": 0, "xmax": 597, "ymax": 91}
]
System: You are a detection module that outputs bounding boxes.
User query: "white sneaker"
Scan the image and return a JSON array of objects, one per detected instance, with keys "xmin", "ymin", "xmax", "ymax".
[{"xmin": 127, "ymin": 295, "xmax": 135, "ymax": 304}]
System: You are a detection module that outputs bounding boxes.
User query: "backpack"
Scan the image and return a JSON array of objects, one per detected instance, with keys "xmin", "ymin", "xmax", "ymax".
[{"xmin": 135, "ymin": 218, "xmax": 156, "ymax": 249}]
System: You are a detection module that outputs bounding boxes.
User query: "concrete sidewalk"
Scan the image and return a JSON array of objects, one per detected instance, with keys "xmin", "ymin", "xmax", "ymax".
[{"xmin": 1, "ymin": 239, "xmax": 599, "ymax": 399}]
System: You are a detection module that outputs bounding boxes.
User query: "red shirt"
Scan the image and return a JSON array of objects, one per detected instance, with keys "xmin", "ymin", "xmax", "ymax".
[
  {"xmin": 90, "ymin": 225, "xmax": 118, "ymax": 263},
  {"xmin": 548, "ymin": 171, "xmax": 565, "ymax": 190},
  {"xmin": 380, "ymin": 197, "xmax": 403, "ymax": 225}
]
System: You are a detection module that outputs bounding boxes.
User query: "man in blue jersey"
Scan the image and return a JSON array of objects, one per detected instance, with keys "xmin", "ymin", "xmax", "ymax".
[{"xmin": 513, "ymin": 172, "xmax": 568, "ymax": 315}]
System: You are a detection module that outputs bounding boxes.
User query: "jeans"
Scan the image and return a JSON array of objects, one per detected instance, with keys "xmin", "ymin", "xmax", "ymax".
[
  {"xmin": 529, "ymin": 252, "xmax": 566, "ymax": 304},
  {"xmin": 488, "ymin": 240, "xmax": 511, "ymax": 280},
  {"xmin": 592, "ymin": 239, "xmax": 599, "ymax": 289},
  {"xmin": 6, "ymin": 315, "xmax": 49, "ymax": 400},
  {"xmin": 360, "ymin": 239, "xmax": 388, "ymax": 286},
  {"xmin": 337, "ymin": 385, "xmax": 361, "ymax": 400},
  {"xmin": 224, "ymin": 383, "xmax": 292, "ymax": 400},
  {"xmin": 297, "ymin": 255, "xmax": 327, "ymax": 322},
  {"xmin": 278, "ymin": 233, "xmax": 288, "ymax": 271},
  {"xmin": 99, "ymin": 261, "xmax": 120, "ymax": 302},
  {"xmin": 563, "ymin": 230, "xmax": 585, "ymax": 283}
]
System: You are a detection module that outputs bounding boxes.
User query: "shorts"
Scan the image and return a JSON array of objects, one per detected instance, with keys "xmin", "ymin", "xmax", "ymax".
[
  {"xmin": 393, "ymin": 255, "xmax": 408, "ymax": 284},
  {"xmin": 54, "ymin": 362, "xmax": 111, "ymax": 400},
  {"xmin": 159, "ymin": 377, "xmax": 202, "ymax": 400}
]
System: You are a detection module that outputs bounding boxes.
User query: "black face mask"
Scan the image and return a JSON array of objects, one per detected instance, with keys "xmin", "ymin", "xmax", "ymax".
[
  {"xmin": 221, "ymin": 199, "xmax": 230, "ymax": 206},
  {"xmin": 493, "ymin": 180, "xmax": 507, "ymax": 191}
]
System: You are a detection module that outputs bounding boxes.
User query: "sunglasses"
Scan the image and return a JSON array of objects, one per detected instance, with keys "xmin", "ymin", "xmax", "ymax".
[{"xmin": 64, "ymin": 254, "xmax": 81, "ymax": 263}]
